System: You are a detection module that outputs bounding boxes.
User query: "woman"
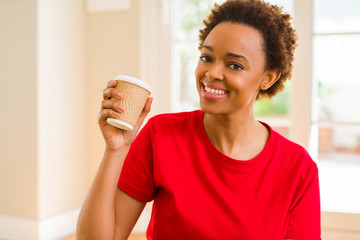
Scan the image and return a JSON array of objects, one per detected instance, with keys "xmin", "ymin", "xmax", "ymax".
[{"xmin": 77, "ymin": 0, "xmax": 321, "ymax": 239}]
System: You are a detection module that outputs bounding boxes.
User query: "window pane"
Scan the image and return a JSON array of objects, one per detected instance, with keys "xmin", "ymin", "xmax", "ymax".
[
  {"xmin": 174, "ymin": 0, "xmax": 213, "ymax": 41},
  {"xmin": 255, "ymin": 82, "xmax": 291, "ymax": 117},
  {"xmin": 172, "ymin": 0, "xmax": 214, "ymax": 111},
  {"xmin": 265, "ymin": 0, "xmax": 293, "ymax": 15},
  {"xmin": 173, "ymin": 42, "xmax": 199, "ymax": 111},
  {"xmin": 255, "ymin": 82, "xmax": 291, "ymax": 137},
  {"xmin": 314, "ymin": 0, "xmax": 360, "ymax": 34},
  {"xmin": 313, "ymin": 35, "xmax": 360, "ymax": 122}
]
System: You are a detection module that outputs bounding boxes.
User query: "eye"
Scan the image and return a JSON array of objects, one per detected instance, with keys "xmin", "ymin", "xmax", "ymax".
[
  {"xmin": 228, "ymin": 62, "xmax": 244, "ymax": 70},
  {"xmin": 199, "ymin": 55, "xmax": 212, "ymax": 63}
]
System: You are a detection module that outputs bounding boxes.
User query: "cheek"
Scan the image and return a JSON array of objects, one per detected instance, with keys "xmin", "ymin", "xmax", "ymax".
[{"xmin": 195, "ymin": 63, "xmax": 204, "ymax": 79}]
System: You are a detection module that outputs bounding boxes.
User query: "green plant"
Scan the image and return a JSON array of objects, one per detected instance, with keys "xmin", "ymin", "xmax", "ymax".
[{"xmin": 254, "ymin": 82, "xmax": 291, "ymax": 116}]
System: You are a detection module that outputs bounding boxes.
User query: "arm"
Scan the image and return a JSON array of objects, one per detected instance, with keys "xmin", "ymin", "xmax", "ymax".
[
  {"xmin": 76, "ymin": 80, "xmax": 152, "ymax": 240},
  {"xmin": 114, "ymin": 189, "xmax": 146, "ymax": 239},
  {"xmin": 77, "ymin": 147, "xmax": 146, "ymax": 240}
]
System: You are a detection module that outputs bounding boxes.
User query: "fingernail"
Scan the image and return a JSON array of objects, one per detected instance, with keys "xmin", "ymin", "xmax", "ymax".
[{"xmin": 117, "ymin": 92, "xmax": 123, "ymax": 98}]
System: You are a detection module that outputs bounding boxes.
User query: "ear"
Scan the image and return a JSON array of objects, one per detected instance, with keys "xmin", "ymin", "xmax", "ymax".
[{"xmin": 260, "ymin": 70, "xmax": 281, "ymax": 90}]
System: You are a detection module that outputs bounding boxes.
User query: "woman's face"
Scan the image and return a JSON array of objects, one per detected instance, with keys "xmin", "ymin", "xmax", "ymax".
[{"xmin": 195, "ymin": 22, "xmax": 276, "ymax": 116}]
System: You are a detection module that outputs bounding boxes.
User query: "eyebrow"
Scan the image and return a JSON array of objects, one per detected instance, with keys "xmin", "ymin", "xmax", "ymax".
[{"xmin": 201, "ymin": 45, "xmax": 249, "ymax": 63}]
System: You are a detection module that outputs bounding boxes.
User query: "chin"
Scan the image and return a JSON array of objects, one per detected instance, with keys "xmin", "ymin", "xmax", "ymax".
[{"xmin": 199, "ymin": 101, "xmax": 226, "ymax": 116}]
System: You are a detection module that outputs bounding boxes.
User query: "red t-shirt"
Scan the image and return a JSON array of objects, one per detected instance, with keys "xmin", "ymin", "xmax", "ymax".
[{"xmin": 118, "ymin": 110, "xmax": 321, "ymax": 240}]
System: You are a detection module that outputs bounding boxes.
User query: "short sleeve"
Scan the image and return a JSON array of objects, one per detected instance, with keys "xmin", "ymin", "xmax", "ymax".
[
  {"xmin": 286, "ymin": 160, "xmax": 321, "ymax": 240},
  {"xmin": 117, "ymin": 119, "xmax": 156, "ymax": 203}
]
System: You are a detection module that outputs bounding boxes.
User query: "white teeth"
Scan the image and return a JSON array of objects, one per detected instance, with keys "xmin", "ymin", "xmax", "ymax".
[{"xmin": 204, "ymin": 86, "xmax": 226, "ymax": 95}]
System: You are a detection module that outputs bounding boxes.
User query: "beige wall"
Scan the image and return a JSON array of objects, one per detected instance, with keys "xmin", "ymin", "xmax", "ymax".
[
  {"xmin": 0, "ymin": 0, "xmax": 38, "ymax": 218},
  {"xmin": 322, "ymin": 212, "xmax": 360, "ymax": 239},
  {"xmin": 0, "ymin": 0, "xmax": 142, "ymax": 234},
  {"xmin": 85, "ymin": 0, "xmax": 141, "ymax": 184}
]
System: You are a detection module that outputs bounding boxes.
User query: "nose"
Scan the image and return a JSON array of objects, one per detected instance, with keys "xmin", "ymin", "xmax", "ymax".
[{"xmin": 205, "ymin": 62, "xmax": 224, "ymax": 81}]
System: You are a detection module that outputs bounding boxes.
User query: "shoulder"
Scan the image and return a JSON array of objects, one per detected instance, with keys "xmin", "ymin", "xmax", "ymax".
[
  {"xmin": 148, "ymin": 110, "xmax": 201, "ymax": 129},
  {"xmin": 276, "ymin": 132, "xmax": 309, "ymax": 156},
  {"xmin": 272, "ymin": 129, "xmax": 318, "ymax": 174}
]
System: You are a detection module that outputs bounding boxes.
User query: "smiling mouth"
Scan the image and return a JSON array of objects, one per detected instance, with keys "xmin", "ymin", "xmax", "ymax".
[
  {"xmin": 202, "ymin": 83, "xmax": 229, "ymax": 96},
  {"xmin": 200, "ymin": 83, "xmax": 229, "ymax": 100},
  {"xmin": 204, "ymin": 86, "xmax": 227, "ymax": 95}
]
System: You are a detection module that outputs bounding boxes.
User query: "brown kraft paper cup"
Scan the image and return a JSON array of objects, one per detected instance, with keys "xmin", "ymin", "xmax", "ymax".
[{"xmin": 106, "ymin": 75, "xmax": 151, "ymax": 130}]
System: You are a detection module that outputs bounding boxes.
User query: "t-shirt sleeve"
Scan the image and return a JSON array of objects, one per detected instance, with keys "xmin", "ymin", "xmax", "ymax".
[
  {"xmin": 117, "ymin": 119, "xmax": 156, "ymax": 203},
  {"xmin": 286, "ymin": 157, "xmax": 321, "ymax": 240}
]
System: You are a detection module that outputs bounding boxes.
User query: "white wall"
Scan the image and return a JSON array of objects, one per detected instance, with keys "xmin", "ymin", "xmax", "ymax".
[
  {"xmin": 37, "ymin": 0, "xmax": 86, "ymax": 219},
  {"xmin": 0, "ymin": 0, "xmax": 86, "ymax": 239}
]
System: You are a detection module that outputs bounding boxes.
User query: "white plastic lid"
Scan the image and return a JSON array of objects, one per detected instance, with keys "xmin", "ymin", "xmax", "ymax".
[
  {"xmin": 114, "ymin": 75, "xmax": 152, "ymax": 93},
  {"xmin": 106, "ymin": 118, "xmax": 134, "ymax": 131}
]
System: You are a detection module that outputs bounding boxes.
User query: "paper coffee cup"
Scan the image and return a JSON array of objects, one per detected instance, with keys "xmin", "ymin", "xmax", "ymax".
[{"xmin": 106, "ymin": 75, "xmax": 152, "ymax": 130}]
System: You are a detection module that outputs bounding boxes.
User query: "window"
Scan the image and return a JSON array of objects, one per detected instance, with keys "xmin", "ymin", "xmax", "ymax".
[{"xmin": 312, "ymin": 0, "xmax": 360, "ymax": 213}]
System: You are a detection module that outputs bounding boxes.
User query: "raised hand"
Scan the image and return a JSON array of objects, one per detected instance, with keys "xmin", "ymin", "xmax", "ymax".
[{"xmin": 98, "ymin": 80, "xmax": 153, "ymax": 151}]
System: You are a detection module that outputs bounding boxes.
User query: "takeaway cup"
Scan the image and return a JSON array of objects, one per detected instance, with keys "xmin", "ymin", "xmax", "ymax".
[{"xmin": 106, "ymin": 75, "xmax": 152, "ymax": 130}]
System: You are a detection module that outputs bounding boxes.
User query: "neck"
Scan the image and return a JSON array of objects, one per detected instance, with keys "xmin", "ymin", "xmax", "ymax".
[{"xmin": 203, "ymin": 110, "xmax": 269, "ymax": 160}]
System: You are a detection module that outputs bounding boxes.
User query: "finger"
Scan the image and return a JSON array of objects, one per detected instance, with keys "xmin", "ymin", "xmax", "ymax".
[
  {"xmin": 98, "ymin": 108, "xmax": 121, "ymax": 123},
  {"xmin": 107, "ymin": 80, "xmax": 117, "ymax": 88},
  {"xmin": 101, "ymin": 99, "xmax": 125, "ymax": 112},
  {"xmin": 132, "ymin": 97, "xmax": 153, "ymax": 132},
  {"xmin": 103, "ymin": 88, "xmax": 123, "ymax": 100}
]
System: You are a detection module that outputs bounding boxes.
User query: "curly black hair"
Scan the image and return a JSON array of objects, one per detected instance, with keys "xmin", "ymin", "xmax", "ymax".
[{"xmin": 199, "ymin": 0, "xmax": 298, "ymax": 99}]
